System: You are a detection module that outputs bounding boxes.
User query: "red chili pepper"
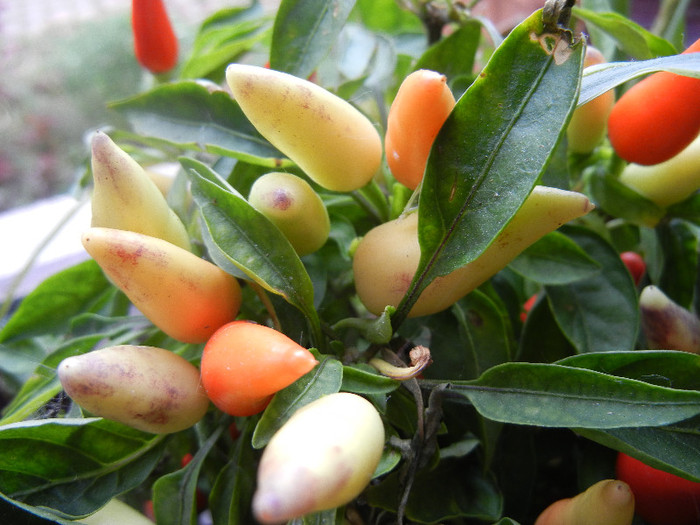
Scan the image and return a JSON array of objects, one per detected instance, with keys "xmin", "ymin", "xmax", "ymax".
[{"xmin": 131, "ymin": 0, "xmax": 179, "ymax": 74}]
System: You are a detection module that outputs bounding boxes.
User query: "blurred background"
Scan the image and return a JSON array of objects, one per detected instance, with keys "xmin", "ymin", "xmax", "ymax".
[{"xmin": 0, "ymin": 0, "xmax": 698, "ymax": 214}]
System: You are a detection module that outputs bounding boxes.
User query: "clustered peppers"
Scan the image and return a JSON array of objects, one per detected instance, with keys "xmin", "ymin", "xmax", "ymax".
[
  {"xmin": 607, "ymin": 37, "xmax": 700, "ymax": 166},
  {"xmin": 131, "ymin": 0, "xmax": 179, "ymax": 74},
  {"xmin": 48, "ymin": 20, "xmax": 700, "ymax": 522}
]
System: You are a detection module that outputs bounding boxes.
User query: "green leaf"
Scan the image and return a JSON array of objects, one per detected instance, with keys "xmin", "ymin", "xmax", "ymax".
[
  {"xmin": 0, "ymin": 418, "xmax": 165, "ymax": 519},
  {"xmin": 517, "ymin": 293, "xmax": 576, "ymax": 363},
  {"xmin": 152, "ymin": 427, "xmax": 223, "ymax": 525},
  {"xmin": 1, "ymin": 335, "xmax": 102, "ymax": 425},
  {"xmin": 556, "ymin": 350, "xmax": 700, "ymax": 390},
  {"xmin": 0, "ymin": 260, "xmax": 110, "ymax": 343},
  {"xmin": 449, "ymin": 361, "xmax": 700, "ymax": 428},
  {"xmin": 414, "ymin": 20, "xmax": 482, "ymax": 82},
  {"xmin": 366, "ymin": 459, "xmax": 502, "ymax": 523},
  {"xmin": 182, "ymin": 157, "xmax": 321, "ymax": 340},
  {"xmin": 252, "ymin": 355, "xmax": 343, "ymax": 448},
  {"xmin": 545, "ymin": 226, "xmax": 639, "ymax": 353},
  {"xmin": 288, "ymin": 508, "xmax": 343, "ymax": 525},
  {"xmin": 0, "ymin": 492, "xmax": 77, "ymax": 524},
  {"xmin": 572, "ymin": 8, "xmax": 677, "ymax": 59},
  {"xmin": 209, "ymin": 420, "xmax": 257, "ymax": 525},
  {"xmin": 583, "ymin": 166, "xmax": 666, "ymax": 227},
  {"xmin": 271, "ymin": 0, "xmax": 356, "ymax": 79},
  {"xmin": 354, "ymin": 0, "xmax": 422, "ymax": 33},
  {"xmin": 450, "ymin": 291, "xmax": 512, "ymax": 380},
  {"xmin": 340, "ymin": 364, "xmax": 400, "ymax": 395},
  {"xmin": 181, "ymin": 5, "xmax": 272, "ymax": 80},
  {"xmin": 396, "ymin": 10, "xmax": 584, "ymax": 323},
  {"xmin": 110, "ymin": 82, "xmax": 291, "ymax": 167},
  {"xmin": 579, "ymin": 52, "xmax": 700, "ymax": 105},
  {"xmin": 577, "ymin": 416, "xmax": 700, "ymax": 482},
  {"xmin": 658, "ymin": 219, "xmax": 699, "ymax": 309},
  {"xmin": 509, "ymin": 231, "xmax": 602, "ymax": 285}
]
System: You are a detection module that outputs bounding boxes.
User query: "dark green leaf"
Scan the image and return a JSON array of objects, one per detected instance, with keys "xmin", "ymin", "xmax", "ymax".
[
  {"xmin": 153, "ymin": 427, "xmax": 223, "ymax": 525},
  {"xmin": 557, "ymin": 350, "xmax": 700, "ymax": 390},
  {"xmin": 414, "ymin": 20, "xmax": 482, "ymax": 81},
  {"xmin": 577, "ymin": 416, "xmax": 700, "ymax": 482},
  {"xmin": 450, "ymin": 291, "xmax": 512, "ymax": 380},
  {"xmin": 517, "ymin": 293, "xmax": 576, "ymax": 362},
  {"xmin": 396, "ymin": 11, "xmax": 584, "ymax": 322},
  {"xmin": 658, "ymin": 219, "xmax": 699, "ymax": 309},
  {"xmin": 579, "ymin": 52, "xmax": 700, "ymax": 105},
  {"xmin": 209, "ymin": 420, "xmax": 257, "ymax": 525},
  {"xmin": 340, "ymin": 364, "xmax": 400, "ymax": 395},
  {"xmin": 182, "ymin": 158, "xmax": 321, "ymax": 340},
  {"xmin": 366, "ymin": 459, "xmax": 502, "ymax": 523},
  {"xmin": 572, "ymin": 8, "xmax": 677, "ymax": 59},
  {"xmin": 546, "ymin": 226, "xmax": 639, "ymax": 353},
  {"xmin": 449, "ymin": 361, "xmax": 700, "ymax": 428},
  {"xmin": 110, "ymin": 82, "xmax": 291, "ymax": 167},
  {"xmin": 0, "ymin": 493, "xmax": 76, "ymax": 524},
  {"xmin": 252, "ymin": 356, "xmax": 343, "ymax": 448},
  {"xmin": 509, "ymin": 231, "xmax": 601, "ymax": 285},
  {"xmin": 271, "ymin": 0, "xmax": 356, "ymax": 79},
  {"xmin": 0, "ymin": 418, "xmax": 165, "ymax": 519},
  {"xmin": 0, "ymin": 260, "xmax": 110, "ymax": 343}
]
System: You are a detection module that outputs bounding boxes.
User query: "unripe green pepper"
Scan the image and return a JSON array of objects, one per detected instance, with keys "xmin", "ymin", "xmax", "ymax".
[
  {"xmin": 253, "ymin": 392, "xmax": 385, "ymax": 523},
  {"xmin": 226, "ymin": 64, "xmax": 382, "ymax": 192},
  {"xmin": 82, "ymin": 227, "xmax": 242, "ymax": 343},
  {"xmin": 58, "ymin": 345, "xmax": 210, "ymax": 434},
  {"xmin": 353, "ymin": 186, "xmax": 594, "ymax": 317},
  {"xmin": 90, "ymin": 131, "xmax": 191, "ymax": 251},
  {"xmin": 248, "ymin": 172, "xmax": 330, "ymax": 256}
]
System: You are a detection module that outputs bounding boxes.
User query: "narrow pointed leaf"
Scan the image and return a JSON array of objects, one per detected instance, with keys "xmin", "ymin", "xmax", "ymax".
[
  {"xmin": 0, "ymin": 418, "xmax": 165, "ymax": 519},
  {"xmin": 450, "ymin": 361, "xmax": 700, "ymax": 428},
  {"xmin": 398, "ymin": 10, "xmax": 584, "ymax": 320},
  {"xmin": 182, "ymin": 157, "xmax": 320, "ymax": 332},
  {"xmin": 110, "ymin": 82, "xmax": 291, "ymax": 167}
]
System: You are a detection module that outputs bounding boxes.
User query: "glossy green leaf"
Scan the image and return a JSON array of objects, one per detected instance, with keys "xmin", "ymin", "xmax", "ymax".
[
  {"xmin": 340, "ymin": 364, "xmax": 400, "ymax": 395},
  {"xmin": 658, "ymin": 219, "xmax": 699, "ymax": 309},
  {"xmin": 509, "ymin": 231, "xmax": 601, "ymax": 285},
  {"xmin": 0, "ymin": 260, "xmax": 110, "ymax": 344},
  {"xmin": 517, "ymin": 293, "xmax": 576, "ymax": 363},
  {"xmin": 557, "ymin": 350, "xmax": 700, "ymax": 390},
  {"xmin": 545, "ymin": 226, "xmax": 639, "ymax": 353},
  {"xmin": 271, "ymin": 0, "xmax": 356, "ymax": 78},
  {"xmin": 572, "ymin": 7, "xmax": 677, "ymax": 59},
  {"xmin": 395, "ymin": 10, "xmax": 584, "ymax": 323},
  {"xmin": 110, "ymin": 82, "xmax": 291, "ymax": 167},
  {"xmin": 449, "ymin": 361, "xmax": 700, "ymax": 428},
  {"xmin": 182, "ymin": 157, "xmax": 321, "ymax": 340},
  {"xmin": 181, "ymin": 5, "xmax": 271, "ymax": 80},
  {"xmin": 252, "ymin": 355, "xmax": 343, "ymax": 448},
  {"xmin": 579, "ymin": 52, "xmax": 700, "ymax": 105},
  {"xmin": 153, "ymin": 427, "xmax": 222, "ymax": 525},
  {"xmin": 0, "ymin": 418, "xmax": 165, "ymax": 519},
  {"xmin": 576, "ymin": 416, "xmax": 700, "ymax": 482},
  {"xmin": 0, "ymin": 493, "xmax": 76, "ymax": 525}
]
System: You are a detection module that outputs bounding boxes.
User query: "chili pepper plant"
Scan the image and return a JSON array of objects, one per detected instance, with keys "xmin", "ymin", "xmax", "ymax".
[{"xmin": 1, "ymin": 0, "xmax": 700, "ymax": 524}]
